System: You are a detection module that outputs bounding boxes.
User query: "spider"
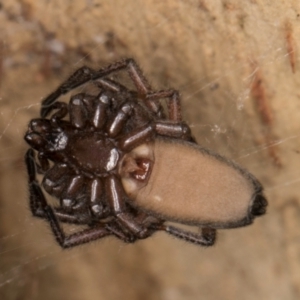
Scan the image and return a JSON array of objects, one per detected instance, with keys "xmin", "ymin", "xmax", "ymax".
[{"xmin": 24, "ymin": 58, "xmax": 267, "ymax": 249}]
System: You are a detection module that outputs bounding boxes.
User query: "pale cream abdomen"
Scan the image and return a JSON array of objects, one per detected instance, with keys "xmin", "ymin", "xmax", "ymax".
[{"xmin": 126, "ymin": 139, "xmax": 258, "ymax": 227}]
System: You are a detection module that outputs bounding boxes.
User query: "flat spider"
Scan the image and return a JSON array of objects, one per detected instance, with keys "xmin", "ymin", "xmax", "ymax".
[{"xmin": 24, "ymin": 58, "xmax": 267, "ymax": 248}]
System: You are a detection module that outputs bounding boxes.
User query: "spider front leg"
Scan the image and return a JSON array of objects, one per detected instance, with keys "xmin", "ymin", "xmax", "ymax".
[
  {"xmin": 94, "ymin": 58, "xmax": 152, "ymax": 95},
  {"xmin": 41, "ymin": 66, "xmax": 98, "ymax": 118},
  {"xmin": 41, "ymin": 58, "xmax": 152, "ymax": 118},
  {"xmin": 94, "ymin": 77, "xmax": 127, "ymax": 93},
  {"xmin": 69, "ymin": 93, "xmax": 109, "ymax": 130},
  {"xmin": 25, "ymin": 149, "xmax": 112, "ymax": 248}
]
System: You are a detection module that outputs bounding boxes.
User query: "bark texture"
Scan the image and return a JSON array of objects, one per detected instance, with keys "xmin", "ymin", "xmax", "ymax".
[{"xmin": 0, "ymin": 1, "xmax": 300, "ymax": 299}]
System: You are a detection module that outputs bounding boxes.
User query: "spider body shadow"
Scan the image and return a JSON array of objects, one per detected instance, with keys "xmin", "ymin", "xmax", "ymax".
[{"xmin": 24, "ymin": 58, "xmax": 267, "ymax": 249}]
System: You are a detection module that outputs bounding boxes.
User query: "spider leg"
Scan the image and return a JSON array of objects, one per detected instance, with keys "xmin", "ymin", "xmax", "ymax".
[
  {"xmin": 105, "ymin": 175, "xmax": 151, "ymax": 239},
  {"xmin": 26, "ymin": 149, "xmax": 47, "ymax": 218},
  {"xmin": 105, "ymin": 221, "xmax": 137, "ymax": 243},
  {"xmin": 35, "ymin": 152, "xmax": 50, "ymax": 174},
  {"xmin": 48, "ymin": 102, "xmax": 69, "ymax": 128},
  {"xmin": 68, "ymin": 92, "xmax": 108, "ymax": 130},
  {"xmin": 157, "ymin": 224, "xmax": 216, "ymax": 246},
  {"xmin": 43, "ymin": 166, "xmax": 87, "ymax": 212},
  {"xmin": 24, "ymin": 118, "xmax": 55, "ymax": 153},
  {"xmin": 60, "ymin": 175, "xmax": 85, "ymax": 209},
  {"xmin": 26, "ymin": 149, "xmax": 72, "ymax": 220},
  {"xmin": 69, "ymin": 93, "xmax": 91, "ymax": 129},
  {"xmin": 147, "ymin": 89, "xmax": 181, "ymax": 121},
  {"xmin": 46, "ymin": 208, "xmax": 111, "ymax": 248},
  {"xmin": 41, "ymin": 66, "xmax": 98, "ymax": 118},
  {"xmin": 49, "ymin": 207, "xmax": 92, "ymax": 225},
  {"xmin": 89, "ymin": 178, "xmax": 109, "ymax": 218},
  {"xmin": 148, "ymin": 89, "xmax": 196, "ymax": 141},
  {"xmin": 94, "ymin": 77, "xmax": 128, "ymax": 93},
  {"xmin": 106, "ymin": 102, "xmax": 133, "ymax": 138},
  {"xmin": 154, "ymin": 121, "xmax": 191, "ymax": 139},
  {"xmin": 41, "ymin": 58, "xmax": 152, "ymax": 118},
  {"xmin": 118, "ymin": 123, "xmax": 155, "ymax": 152},
  {"xmin": 93, "ymin": 58, "xmax": 152, "ymax": 95},
  {"xmin": 118, "ymin": 120, "xmax": 191, "ymax": 152},
  {"xmin": 50, "ymin": 101, "xmax": 68, "ymax": 119},
  {"xmin": 32, "ymin": 205, "xmax": 93, "ymax": 225},
  {"xmin": 42, "ymin": 164, "xmax": 70, "ymax": 198},
  {"xmin": 25, "ymin": 149, "xmax": 112, "ymax": 248},
  {"xmin": 44, "ymin": 166, "xmax": 106, "ymax": 218},
  {"xmin": 113, "ymin": 90, "xmax": 190, "ymax": 150},
  {"xmin": 96, "ymin": 76, "xmax": 165, "ymax": 118},
  {"xmin": 32, "ymin": 158, "xmax": 90, "ymax": 224}
]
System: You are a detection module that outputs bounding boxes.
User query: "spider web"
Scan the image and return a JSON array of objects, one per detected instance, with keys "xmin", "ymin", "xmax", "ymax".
[{"xmin": 0, "ymin": 1, "xmax": 300, "ymax": 300}]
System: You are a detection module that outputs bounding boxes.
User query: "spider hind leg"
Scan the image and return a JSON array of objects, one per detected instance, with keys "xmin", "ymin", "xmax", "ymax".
[{"xmin": 158, "ymin": 224, "xmax": 216, "ymax": 246}]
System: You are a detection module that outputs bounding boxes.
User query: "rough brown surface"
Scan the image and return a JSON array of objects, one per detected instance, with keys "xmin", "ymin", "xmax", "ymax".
[{"xmin": 0, "ymin": 1, "xmax": 300, "ymax": 299}]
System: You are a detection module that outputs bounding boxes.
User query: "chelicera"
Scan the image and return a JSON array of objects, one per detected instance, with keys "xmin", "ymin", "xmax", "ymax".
[{"xmin": 24, "ymin": 58, "xmax": 268, "ymax": 248}]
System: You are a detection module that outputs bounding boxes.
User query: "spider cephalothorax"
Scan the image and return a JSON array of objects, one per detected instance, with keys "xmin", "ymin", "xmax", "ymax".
[{"xmin": 24, "ymin": 58, "xmax": 267, "ymax": 249}]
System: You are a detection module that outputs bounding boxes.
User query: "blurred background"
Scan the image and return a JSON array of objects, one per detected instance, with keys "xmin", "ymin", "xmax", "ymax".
[{"xmin": 0, "ymin": 0, "xmax": 300, "ymax": 299}]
